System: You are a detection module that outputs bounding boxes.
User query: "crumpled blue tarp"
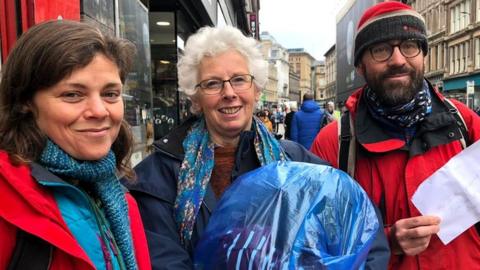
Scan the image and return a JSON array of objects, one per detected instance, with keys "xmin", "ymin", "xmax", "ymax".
[{"xmin": 194, "ymin": 161, "xmax": 379, "ymax": 270}]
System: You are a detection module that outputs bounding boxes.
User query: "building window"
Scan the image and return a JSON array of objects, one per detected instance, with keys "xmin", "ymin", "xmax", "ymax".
[
  {"xmin": 437, "ymin": 44, "xmax": 443, "ymax": 70},
  {"xmin": 440, "ymin": 5, "xmax": 445, "ymax": 29},
  {"xmin": 426, "ymin": 48, "xmax": 431, "ymax": 73},
  {"xmin": 475, "ymin": 38, "xmax": 480, "ymax": 68},
  {"xmin": 450, "ymin": 47, "xmax": 455, "ymax": 74},
  {"xmin": 431, "ymin": 46, "xmax": 436, "ymax": 71},
  {"xmin": 465, "ymin": 41, "xmax": 469, "ymax": 71},
  {"xmin": 451, "ymin": 8, "xmax": 455, "ymax": 32},
  {"xmin": 477, "ymin": 0, "xmax": 480, "ymax": 22},
  {"xmin": 451, "ymin": 0, "xmax": 471, "ymax": 33},
  {"xmin": 271, "ymin": 49, "xmax": 278, "ymax": 58}
]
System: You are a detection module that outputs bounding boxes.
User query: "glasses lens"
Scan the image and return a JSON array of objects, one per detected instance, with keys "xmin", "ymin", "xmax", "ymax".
[
  {"xmin": 197, "ymin": 75, "xmax": 253, "ymax": 95},
  {"xmin": 400, "ymin": 40, "xmax": 421, "ymax": 58},
  {"xmin": 230, "ymin": 75, "xmax": 252, "ymax": 90},
  {"xmin": 199, "ymin": 79, "xmax": 222, "ymax": 94},
  {"xmin": 370, "ymin": 43, "xmax": 392, "ymax": 62}
]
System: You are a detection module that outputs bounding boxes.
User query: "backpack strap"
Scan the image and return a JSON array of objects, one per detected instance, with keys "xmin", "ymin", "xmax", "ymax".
[
  {"xmin": 338, "ymin": 111, "xmax": 388, "ymax": 225},
  {"xmin": 338, "ymin": 111, "xmax": 356, "ymax": 177},
  {"xmin": 8, "ymin": 229, "xmax": 52, "ymax": 270},
  {"xmin": 443, "ymin": 98, "xmax": 471, "ymax": 148}
]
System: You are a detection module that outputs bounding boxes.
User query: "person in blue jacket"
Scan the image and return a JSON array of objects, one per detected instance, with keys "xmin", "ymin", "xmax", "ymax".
[
  {"xmin": 291, "ymin": 93, "xmax": 325, "ymax": 149},
  {"xmin": 123, "ymin": 25, "xmax": 389, "ymax": 270}
]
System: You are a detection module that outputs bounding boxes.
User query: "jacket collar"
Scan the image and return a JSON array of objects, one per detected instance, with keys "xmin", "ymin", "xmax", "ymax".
[
  {"xmin": 30, "ymin": 162, "xmax": 66, "ymax": 184},
  {"xmin": 152, "ymin": 116, "xmax": 199, "ymax": 160},
  {"xmin": 348, "ymin": 80, "xmax": 463, "ymax": 155}
]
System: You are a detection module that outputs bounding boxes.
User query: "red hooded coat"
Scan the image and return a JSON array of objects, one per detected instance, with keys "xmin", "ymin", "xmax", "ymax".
[
  {"xmin": 0, "ymin": 151, "xmax": 151, "ymax": 270},
  {"xmin": 311, "ymin": 85, "xmax": 480, "ymax": 269}
]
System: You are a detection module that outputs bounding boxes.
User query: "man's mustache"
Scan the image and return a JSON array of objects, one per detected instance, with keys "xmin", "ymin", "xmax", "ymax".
[{"xmin": 381, "ymin": 67, "xmax": 413, "ymax": 78}]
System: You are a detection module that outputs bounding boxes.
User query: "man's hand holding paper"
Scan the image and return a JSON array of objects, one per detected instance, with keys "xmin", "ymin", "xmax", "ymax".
[{"xmin": 412, "ymin": 140, "xmax": 480, "ymax": 244}]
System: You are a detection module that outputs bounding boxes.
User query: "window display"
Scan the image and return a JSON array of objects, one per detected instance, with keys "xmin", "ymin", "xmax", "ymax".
[{"xmin": 118, "ymin": 0, "xmax": 153, "ymax": 150}]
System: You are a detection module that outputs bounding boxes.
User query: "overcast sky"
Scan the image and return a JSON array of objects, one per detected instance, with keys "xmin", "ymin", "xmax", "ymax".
[{"xmin": 259, "ymin": 0, "xmax": 348, "ymax": 61}]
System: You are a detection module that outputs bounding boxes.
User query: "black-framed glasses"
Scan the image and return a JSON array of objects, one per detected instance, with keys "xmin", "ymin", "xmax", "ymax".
[
  {"xmin": 368, "ymin": 39, "xmax": 422, "ymax": 62},
  {"xmin": 195, "ymin": 74, "xmax": 254, "ymax": 95}
]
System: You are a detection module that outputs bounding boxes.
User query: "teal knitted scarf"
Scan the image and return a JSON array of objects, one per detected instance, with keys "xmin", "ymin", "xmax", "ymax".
[
  {"xmin": 175, "ymin": 117, "xmax": 288, "ymax": 244},
  {"xmin": 39, "ymin": 140, "xmax": 137, "ymax": 270}
]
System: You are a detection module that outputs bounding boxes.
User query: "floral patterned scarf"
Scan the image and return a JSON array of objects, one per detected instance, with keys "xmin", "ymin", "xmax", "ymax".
[{"xmin": 175, "ymin": 117, "xmax": 288, "ymax": 244}]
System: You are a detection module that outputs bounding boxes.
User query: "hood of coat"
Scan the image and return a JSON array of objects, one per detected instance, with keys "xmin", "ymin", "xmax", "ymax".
[{"xmin": 301, "ymin": 100, "xmax": 320, "ymax": 113}]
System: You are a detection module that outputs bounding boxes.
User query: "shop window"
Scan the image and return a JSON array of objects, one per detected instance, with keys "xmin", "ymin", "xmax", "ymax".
[
  {"xmin": 475, "ymin": 38, "xmax": 480, "ymax": 69},
  {"xmin": 150, "ymin": 12, "xmax": 178, "ymax": 140},
  {"xmin": 118, "ymin": 0, "xmax": 153, "ymax": 154}
]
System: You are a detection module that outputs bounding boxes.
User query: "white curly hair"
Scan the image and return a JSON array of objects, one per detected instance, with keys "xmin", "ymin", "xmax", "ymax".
[{"xmin": 177, "ymin": 25, "xmax": 268, "ymax": 114}]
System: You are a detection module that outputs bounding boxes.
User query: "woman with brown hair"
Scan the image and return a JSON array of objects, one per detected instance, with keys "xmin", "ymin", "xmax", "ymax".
[{"xmin": 0, "ymin": 20, "xmax": 150, "ymax": 270}]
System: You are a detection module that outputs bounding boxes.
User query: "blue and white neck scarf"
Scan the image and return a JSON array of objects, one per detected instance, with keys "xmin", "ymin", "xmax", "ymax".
[{"xmin": 365, "ymin": 79, "xmax": 432, "ymax": 128}]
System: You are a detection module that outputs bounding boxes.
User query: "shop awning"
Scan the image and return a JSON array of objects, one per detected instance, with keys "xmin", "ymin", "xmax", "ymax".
[{"xmin": 443, "ymin": 74, "xmax": 480, "ymax": 91}]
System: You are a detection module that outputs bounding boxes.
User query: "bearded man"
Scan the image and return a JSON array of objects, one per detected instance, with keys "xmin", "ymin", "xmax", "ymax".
[{"xmin": 310, "ymin": 2, "xmax": 480, "ymax": 269}]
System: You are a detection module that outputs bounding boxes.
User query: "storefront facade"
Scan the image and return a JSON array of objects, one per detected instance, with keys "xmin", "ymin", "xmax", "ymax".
[{"xmin": 443, "ymin": 74, "xmax": 480, "ymax": 109}]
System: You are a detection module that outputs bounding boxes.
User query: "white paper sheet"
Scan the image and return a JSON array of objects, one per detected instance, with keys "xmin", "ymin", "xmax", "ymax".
[{"xmin": 411, "ymin": 139, "xmax": 480, "ymax": 244}]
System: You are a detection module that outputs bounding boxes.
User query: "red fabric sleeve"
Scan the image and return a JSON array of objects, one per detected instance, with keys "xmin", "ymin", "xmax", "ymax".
[
  {"xmin": 310, "ymin": 121, "xmax": 340, "ymax": 168},
  {"xmin": 126, "ymin": 193, "xmax": 152, "ymax": 270}
]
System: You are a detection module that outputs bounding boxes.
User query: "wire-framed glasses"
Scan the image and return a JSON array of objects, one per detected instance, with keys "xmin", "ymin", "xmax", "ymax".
[{"xmin": 195, "ymin": 74, "xmax": 255, "ymax": 95}]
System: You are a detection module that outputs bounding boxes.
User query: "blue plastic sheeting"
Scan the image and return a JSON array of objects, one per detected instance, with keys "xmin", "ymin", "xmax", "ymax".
[{"xmin": 194, "ymin": 161, "xmax": 379, "ymax": 270}]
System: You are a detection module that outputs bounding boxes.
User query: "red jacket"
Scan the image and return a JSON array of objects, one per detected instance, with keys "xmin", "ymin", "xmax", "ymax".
[
  {"xmin": 0, "ymin": 151, "xmax": 151, "ymax": 270},
  {"xmin": 311, "ymin": 85, "xmax": 480, "ymax": 269}
]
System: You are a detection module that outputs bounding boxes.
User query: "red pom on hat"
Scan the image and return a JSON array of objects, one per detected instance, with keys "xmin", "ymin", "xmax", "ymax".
[{"xmin": 354, "ymin": 1, "xmax": 427, "ymax": 66}]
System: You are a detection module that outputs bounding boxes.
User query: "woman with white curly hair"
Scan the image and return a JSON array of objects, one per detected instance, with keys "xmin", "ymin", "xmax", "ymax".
[{"xmin": 124, "ymin": 26, "xmax": 389, "ymax": 269}]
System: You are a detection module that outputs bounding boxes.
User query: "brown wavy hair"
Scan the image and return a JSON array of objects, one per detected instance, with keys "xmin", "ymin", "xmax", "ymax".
[{"xmin": 0, "ymin": 20, "xmax": 136, "ymax": 179}]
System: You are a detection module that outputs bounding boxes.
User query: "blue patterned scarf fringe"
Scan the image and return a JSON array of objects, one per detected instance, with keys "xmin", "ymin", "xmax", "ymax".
[
  {"xmin": 175, "ymin": 117, "xmax": 288, "ymax": 244},
  {"xmin": 364, "ymin": 79, "xmax": 432, "ymax": 128},
  {"xmin": 39, "ymin": 140, "xmax": 137, "ymax": 270}
]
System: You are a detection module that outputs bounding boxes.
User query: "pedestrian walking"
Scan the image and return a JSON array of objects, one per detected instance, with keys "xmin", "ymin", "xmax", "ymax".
[
  {"xmin": 324, "ymin": 101, "xmax": 341, "ymax": 126},
  {"xmin": 271, "ymin": 107, "xmax": 283, "ymax": 133},
  {"xmin": 258, "ymin": 110, "xmax": 273, "ymax": 132},
  {"xmin": 291, "ymin": 93, "xmax": 326, "ymax": 149},
  {"xmin": 284, "ymin": 104, "xmax": 297, "ymax": 139}
]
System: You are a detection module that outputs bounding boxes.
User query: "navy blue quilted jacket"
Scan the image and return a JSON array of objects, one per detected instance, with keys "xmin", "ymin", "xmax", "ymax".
[{"xmin": 291, "ymin": 100, "xmax": 325, "ymax": 149}]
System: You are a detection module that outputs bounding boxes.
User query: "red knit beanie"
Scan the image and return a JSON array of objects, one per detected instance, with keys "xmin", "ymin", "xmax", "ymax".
[{"xmin": 354, "ymin": 1, "xmax": 428, "ymax": 66}]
